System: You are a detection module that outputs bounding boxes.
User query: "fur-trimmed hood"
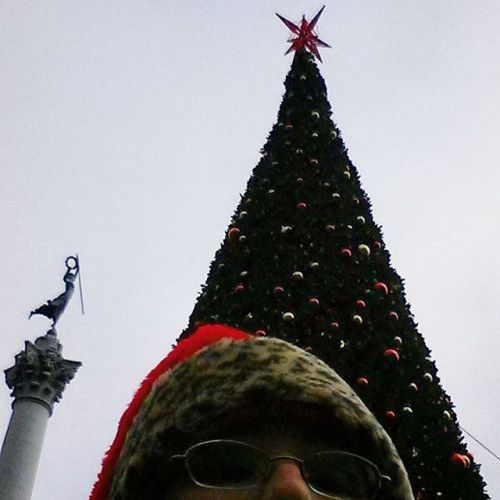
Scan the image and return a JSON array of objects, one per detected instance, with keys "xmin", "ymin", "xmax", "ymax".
[{"xmin": 91, "ymin": 325, "xmax": 414, "ymax": 500}]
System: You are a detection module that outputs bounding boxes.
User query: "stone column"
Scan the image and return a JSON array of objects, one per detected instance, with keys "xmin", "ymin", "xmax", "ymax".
[{"xmin": 0, "ymin": 329, "xmax": 81, "ymax": 500}]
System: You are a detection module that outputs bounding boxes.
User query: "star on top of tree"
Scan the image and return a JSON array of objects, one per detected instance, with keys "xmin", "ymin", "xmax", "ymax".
[{"xmin": 276, "ymin": 5, "xmax": 331, "ymax": 62}]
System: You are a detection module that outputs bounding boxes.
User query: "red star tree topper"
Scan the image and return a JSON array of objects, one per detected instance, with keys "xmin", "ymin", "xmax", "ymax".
[{"xmin": 276, "ymin": 5, "xmax": 331, "ymax": 62}]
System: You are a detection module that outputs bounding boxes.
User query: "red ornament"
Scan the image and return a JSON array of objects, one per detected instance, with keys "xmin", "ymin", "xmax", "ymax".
[
  {"xmin": 309, "ymin": 158, "xmax": 319, "ymax": 166},
  {"xmin": 356, "ymin": 377, "xmax": 369, "ymax": 386},
  {"xmin": 409, "ymin": 382, "xmax": 419, "ymax": 392},
  {"xmin": 355, "ymin": 299, "xmax": 366, "ymax": 309},
  {"xmin": 374, "ymin": 281, "xmax": 389, "ymax": 295},
  {"xmin": 451, "ymin": 453, "xmax": 469, "ymax": 468},
  {"xmin": 273, "ymin": 286, "xmax": 284, "ymax": 294},
  {"xmin": 326, "ymin": 224, "xmax": 336, "ymax": 232},
  {"xmin": 233, "ymin": 284, "xmax": 244, "ymax": 294},
  {"xmin": 373, "ymin": 240, "xmax": 382, "ymax": 250},
  {"xmin": 297, "ymin": 202, "xmax": 307, "ymax": 210},
  {"xmin": 309, "ymin": 297, "xmax": 320, "ymax": 306},
  {"xmin": 276, "ymin": 6, "xmax": 331, "ymax": 62},
  {"xmin": 228, "ymin": 227, "xmax": 240, "ymax": 239},
  {"xmin": 255, "ymin": 329, "xmax": 267, "ymax": 337},
  {"xmin": 341, "ymin": 248, "xmax": 352, "ymax": 257},
  {"xmin": 386, "ymin": 410, "xmax": 396, "ymax": 420},
  {"xmin": 383, "ymin": 348, "xmax": 400, "ymax": 362},
  {"xmin": 330, "ymin": 321, "xmax": 340, "ymax": 329},
  {"xmin": 389, "ymin": 311, "xmax": 399, "ymax": 321}
]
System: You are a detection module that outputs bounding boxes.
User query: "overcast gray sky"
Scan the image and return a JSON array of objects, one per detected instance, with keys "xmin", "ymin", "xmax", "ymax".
[{"xmin": 1, "ymin": 1, "xmax": 499, "ymax": 498}]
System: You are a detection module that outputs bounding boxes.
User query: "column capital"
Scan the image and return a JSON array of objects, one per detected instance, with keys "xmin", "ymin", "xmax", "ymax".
[{"xmin": 4, "ymin": 329, "xmax": 81, "ymax": 415}]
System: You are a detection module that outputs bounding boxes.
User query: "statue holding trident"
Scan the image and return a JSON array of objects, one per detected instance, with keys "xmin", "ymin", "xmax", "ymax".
[{"xmin": 29, "ymin": 255, "xmax": 83, "ymax": 327}]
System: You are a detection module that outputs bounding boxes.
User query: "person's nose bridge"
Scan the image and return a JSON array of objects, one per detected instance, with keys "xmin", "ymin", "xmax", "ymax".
[{"xmin": 260, "ymin": 458, "xmax": 312, "ymax": 500}]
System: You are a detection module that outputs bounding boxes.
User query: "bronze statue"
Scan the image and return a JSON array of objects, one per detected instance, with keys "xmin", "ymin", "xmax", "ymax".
[{"xmin": 29, "ymin": 256, "xmax": 80, "ymax": 326}]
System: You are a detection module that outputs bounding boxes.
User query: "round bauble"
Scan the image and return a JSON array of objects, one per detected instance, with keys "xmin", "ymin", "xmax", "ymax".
[
  {"xmin": 358, "ymin": 244, "xmax": 371, "ymax": 256},
  {"xmin": 451, "ymin": 453, "xmax": 469, "ymax": 468},
  {"xmin": 311, "ymin": 111, "xmax": 320, "ymax": 119},
  {"xmin": 309, "ymin": 158, "xmax": 319, "ymax": 166},
  {"xmin": 352, "ymin": 314, "xmax": 363, "ymax": 325},
  {"xmin": 297, "ymin": 202, "xmax": 307, "ymax": 210},
  {"xmin": 255, "ymin": 329, "xmax": 267, "ymax": 337},
  {"xmin": 309, "ymin": 298, "xmax": 320, "ymax": 307},
  {"xmin": 384, "ymin": 348, "xmax": 400, "ymax": 362},
  {"xmin": 273, "ymin": 286, "xmax": 284, "ymax": 294},
  {"xmin": 228, "ymin": 227, "xmax": 240, "ymax": 239},
  {"xmin": 374, "ymin": 281, "xmax": 389, "ymax": 295},
  {"xmin": 388, "ymin": 311, "xmax": 399, "ymax": 321},
  {"xmin": 356, "ymin": 377, "xmax": 369, "ymax": 386},
  {"xmin": 233, "ymin": 284, "xmax": 244, "ymax": 294},
  {"xmin": 355, "ymin": 300, "xmax": 366, "ymax": 309},
  {"xmin": 238, "ymin": 211, "xmax": 248, "ymax": 219},
  {"xmin": 292, "ymin": 271, "xmax": 304, "ymax": 281},
  {"xmin": 423, "ymin": 372, "xmax": 433, "ymax": 382},
  {"xmin": 282, "ymin": 312, "xmax": 295, "ymax": 321},
  {"xmin": 326, "ymin": 224, "xmax": 336, "ymax": 232},
  {"xmin": 341, "ymin": 248, "xmax": 352, "ymax": 257},
  {"xmin": 356, "ymin": 216, "xmax": 366, "ymax": 224},
  {"xmin": 386, "ymin": 410, "xmax": 396, "ymax": 420},
  {"xmin": 394, "ymin": 336, "xmax": 403, "ymax": 345}
]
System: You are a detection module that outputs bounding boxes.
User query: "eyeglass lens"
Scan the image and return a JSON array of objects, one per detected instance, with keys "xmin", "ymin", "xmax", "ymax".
[
  {"xmin": 304, "ymin": 451, "xmax": 380, "ymax": 498},
  {"xmin": 187, "ymin": 441, "xmax": 269, "ymax": 487},
  {"xmin": 186, "ymin": 441, "xmax": 381, "ymax": 499}
]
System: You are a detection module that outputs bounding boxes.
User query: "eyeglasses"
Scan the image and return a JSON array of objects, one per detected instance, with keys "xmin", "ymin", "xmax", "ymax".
[{"xmin": 169, "ymin": 439, "xmax": 391, "ymax": 499}]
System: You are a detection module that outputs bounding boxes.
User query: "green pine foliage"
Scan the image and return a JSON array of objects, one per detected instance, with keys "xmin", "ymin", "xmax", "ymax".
[{"xmin": 179, "ymin": 49, "xmax": 488, "ymax": 499}]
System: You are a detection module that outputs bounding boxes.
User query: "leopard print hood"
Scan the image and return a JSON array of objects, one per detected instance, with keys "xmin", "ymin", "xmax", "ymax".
[{"xmin": 94, "ymin": 325, "xmax": 414, "ymax": 499}]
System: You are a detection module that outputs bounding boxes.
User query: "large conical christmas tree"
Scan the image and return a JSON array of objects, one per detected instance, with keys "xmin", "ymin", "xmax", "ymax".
[{"xmin": 178, "ymin": 10, "xmax": 488, "ymax": 499}]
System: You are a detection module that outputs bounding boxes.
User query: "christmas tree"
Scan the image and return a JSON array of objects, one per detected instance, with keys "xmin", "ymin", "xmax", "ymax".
[{"xmin": 178, "ymin": 9, "xmax": 488, "ymax": 499}]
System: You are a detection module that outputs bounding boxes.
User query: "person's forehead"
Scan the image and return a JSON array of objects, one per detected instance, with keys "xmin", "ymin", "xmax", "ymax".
[{"xmin": 221, "ymin": 419, "xmax": 358, "ymax": 456}]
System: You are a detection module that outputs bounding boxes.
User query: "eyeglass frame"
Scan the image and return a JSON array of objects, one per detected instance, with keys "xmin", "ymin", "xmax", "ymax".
[{"xmin": 169, "ymin": 438, "xmax": 392, "ymax": 499}]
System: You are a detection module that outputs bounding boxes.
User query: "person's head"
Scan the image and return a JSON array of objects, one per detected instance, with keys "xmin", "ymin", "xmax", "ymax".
[{"xmin": 91, "ymin": 325, "xmax": 414, "ymax": 500}]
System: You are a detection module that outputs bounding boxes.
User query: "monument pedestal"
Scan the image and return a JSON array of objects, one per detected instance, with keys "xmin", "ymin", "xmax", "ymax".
[{"xmin": 0, "ymin": 329, "xmax": 81, "ymax": 500}]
